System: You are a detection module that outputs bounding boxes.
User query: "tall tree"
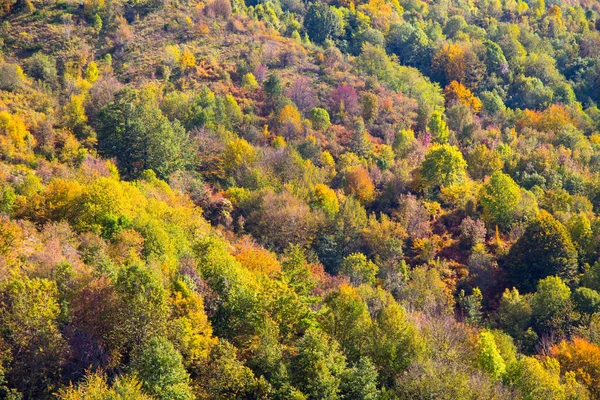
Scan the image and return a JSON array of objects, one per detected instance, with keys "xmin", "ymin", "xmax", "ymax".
[
  {"xmin": 503, "ymin": 211, "xmax": 578, "ymax": 293},
  {"xmin": 97, "ymin": 88, "xmax": 193, "ymax": 179}
]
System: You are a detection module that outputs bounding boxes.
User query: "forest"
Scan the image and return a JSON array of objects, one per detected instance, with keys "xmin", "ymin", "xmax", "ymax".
[{"xmin": 2, "ymin": 0, "xmax": 600, "ymax": 398}]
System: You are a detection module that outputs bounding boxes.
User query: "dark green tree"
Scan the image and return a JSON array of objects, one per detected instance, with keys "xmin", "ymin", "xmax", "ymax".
[
  {"xmin": 340, "ymin": 356, "xmax": 379, "ymax": 400},
  {"xmin": 503, "ymin": 211, "xmax": 578, "ymax": 293},
  {"xmin": 97, "ymin": 88, "xmax": 193, "ymax": 179},
  {"xmin": 304, "ymin": 2, "xmax": 343, "ymax": 44},
  {"xmin": 386, "ymin": 22, "xmax": 432, "ymax": 69}
]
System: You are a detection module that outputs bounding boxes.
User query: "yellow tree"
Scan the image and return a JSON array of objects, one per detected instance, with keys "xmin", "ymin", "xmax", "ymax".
[
  {"xmin": 433, "ymin": 44, "xmax": 467, "ymax": 85},
  {"xmin": 0, "ymin": 112, "xmax": 35, "ymax": 160},
  {"xmin": 278, "ymin": 104, "xmax": 303, "ymax": 139}
]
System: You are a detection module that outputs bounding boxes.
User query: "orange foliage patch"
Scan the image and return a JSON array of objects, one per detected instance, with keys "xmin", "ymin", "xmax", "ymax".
[
  {"xmin": 550, "ymin": 337, "xmax": 600, "ymax": 397},
  {"xmin": 444, "ymin": 81, "xmax": 482, "ymax": 113},
  {"xmin": 234, "ymin": 243, "xmax": 282, "ymax": 277},
  {"xmin": 517, "ymin": 104, "xmax": 575, "ymax": 133}
]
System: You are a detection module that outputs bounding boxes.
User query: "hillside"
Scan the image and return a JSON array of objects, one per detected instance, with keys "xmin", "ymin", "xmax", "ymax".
[{"xmin": 2, "ymin": 0, "xmax": 600, "ymax": 398}]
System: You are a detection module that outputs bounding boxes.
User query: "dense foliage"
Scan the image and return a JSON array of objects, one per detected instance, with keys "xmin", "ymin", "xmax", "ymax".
[{"xmin": 3, "ymin": 0, "xmax": 600, "ymax": 398}]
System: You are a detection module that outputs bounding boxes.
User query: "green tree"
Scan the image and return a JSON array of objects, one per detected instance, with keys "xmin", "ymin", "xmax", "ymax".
[
  {"xmin": 573, "ymin": 287, "xmax": 600, "ymax": 316},
  {"xmin": 198, "ymin": 339, "xmax": 257, "ymax": 399},
  {"xmin": 291, "ymin": 328, "xmax": 348, "ymax": 400},
  {"xmin": 421, "ymin": 144, "xmax": 467, "ymax": 189},
  {"xmin": 0, "ymin": 63, "xmax": 25, "ymax": 92},
  {"xmin": 504, "ymin": 357, "xmax": 567, "ymax": 400},
  {"xmin": 340, "ymin": 356, "xmax": 379, "ymax": 400},
  {"xmin": 495, "ymin": 288, "xmax": 532, "ymax": 343},
  {"xmin": 97, "ymin": 88, "xmax": 193, "ymax": 179},
  {"xmin": 304, "ymin": 2, "xmax": 343, "ymax": 44},
  {"xmin": 349, "ymin": 117, "xmax": 372, "ymax": 157},
  {"xmin": 340, "ymin": 253, "xmax": 378, "ymax": 286},
  {"xmin": 370, "ymin": 302, "xmax": 422, "ymax": 385},
  {"xmin": 115, "ymin": 260, "xmax": 169, "ymax": 350},
  {"xmin": 386, "ymin": 22, "xmax": 432, "ymax": 69},
  {"xmin": 310, "ymin": 107, "xmax": 331, "ymax": 131},
  {"xmin": 477, "ymin": 330, "xmax": 506, "ymax": 380},
  {"xmin": 503, "ymin": 211, "xmax": 578, "ymax": 293},
  {"xmin": 361, "ymin": 93, "xmax": 379, "ymax": 124},
  {"xmin": 479, "ymin": 171, "xmax": 522, "ymax": 230},
  {"xmin": 281, "ymin": 244, "xmax": 316, "ymax": 296},
  {"xmin": 130, "ymin": 336, "xmax": 194, "ymax": 400},
  {"xmin": 322, "ymin": 285, "xmax": 373, "ymax": 362},
  {"xmin": 427, "ymin": 110, "xmax": 449, "ymax": 144},
  {"xmin": 531, "ymin": 276, "xmax": 574, "ymax": 337}
]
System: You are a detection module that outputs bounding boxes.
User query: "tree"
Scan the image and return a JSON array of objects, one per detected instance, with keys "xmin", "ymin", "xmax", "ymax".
[
  {"xmin": 58, "ymin": 371, "xmax": 152, "ymax": 400},
  {"xmin": 85, "ymin": 61, "xmax": 100, "ymax": 83},
  {"xmin": 330, "ymin": 85, "xmax": 360, "ymax": 116},
  {"xmin": 386, "ymin": 22, "xmax": 431, "ymax": 69},
  {"xmin": 340, "ymin": 357, "xmax": 379, "ymax": 400},
  {"xmin": 222, "ymin": 137, "xmax": 256, "ymax": 174},
  {"xmin": 64, "ymin": 93, "xmax": 88, "ymax": 139},
  {"xmin": 477, "ymin": 330, "xmax": 506, "ymax": 380},
  {"xmin": 278, "ymin": 104, "xmax": 303, "ymax": 139},
  {"xmin": 114, "ymin": 260, "xmax": 169, "ymax": 350},
  {"xmin": 304, "ymin": 2, "xmax": 343, "ymax": 44},
  {"xmin": 97, "ymin": 88, "xmax": 193, "ymax": 179},
  {"xmin": 291, "ymin": 328, "xmax": 348, "ymax": 400},
  {"xmin": 531, "ymin": 276, "xmax": 574, "ymax": 337},
  {"xmin": 370, "ymin": 302, "xmax": 422, "ymax": 385},
  {"xmin": 206, "ymin": 0, "xmax": 232, "ymax": 19},
  {"xmin": 550, "ymin": 337, "xmax": 600, "ymax": 398},
  {"xmin": 495, "ymin": 288, "xmax": 532, "ymax": 343},
  {"xmin": 310, "ymin": 107, "xmax": 331, "ymax": 131},
  {"xmin": 503, "ymin": 211, "xmax": 578, "ymax": 293},
  {"xmin": 427, "ymin": 110, "xmax": 449, "ymax": 144},
  {"xmin": 348, "ymin": 117, "xmax": 372, "ymax": 157},
  {"xmin": 432, "ymin": 44, "xmax": 485, "ymax": 89},
  {"xmin": 340, "ymin": 253, "xmax": 378, "ymax": 285},
  {"xmin": 264, "ymin": 73, "xmax": 283, "ymax": 97},
  {"xmin": 504, "ymin": 356, "xmax": 571, "ymax": 400},
  {"xmin": 573, "ymin": 287, "xmax": 600, "ymax": 316},
  {"xmin": 246, "ymin": 190, "xmax": 320, "ymax": 251},
  {"xmin": 179, "ymin": 49, "xmax": 196, "ymax": 71},
  {"xmin": 444, "ymin": 81, "xmax": 482, "ymax": 113},
  {"xmin": 0, "ymin": 63, "xmax": 25, "ymax": 92},
  {"xmin": 242, "ymin": 73, "xmax": 258, "ymax": 90},
  {"xmin": 344, "ymin": 166, "xmax": 375, "ymax": 203},
  {"xmin": 479, "ymin": 171, "xmax": 522, "ymax": 230},
  {"xmin": 420, "ymin": 144, "xmax": 467, "ymax": 190},
  {"xmin": 361, "ymin": 93, "xmax": 379, "ymax": 124},
  {"xmin": 288, "ymin": 77, "xmax": 317, "ymax": 113},
  {"xmin": 130, "ymin": 336, "xmax": 194, "ymax": 400},
  {"xmin": 197, "ymin": 339, "xmax": 257, "ymax": 399},
  {"xmin": 322, "ymin": 285, "xmax": 373, "ymax": 362},
  {"xmin": 312, "ymin": 183, "xmax": 339, "ymax": 217},
  {"xmin": 26, "ymin": 53, "xmax": 57, "ymax": 85},
  {"xmin": 0, "ymin": 111, "xmax": 35, "ymax": 160},
  {"xmin": 0, "ymin": 276, "xmax": 67, "ymax": 398},
  {"xmin": 467, "ymin": 144, "xmax": 503, "ymax": 180}
]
